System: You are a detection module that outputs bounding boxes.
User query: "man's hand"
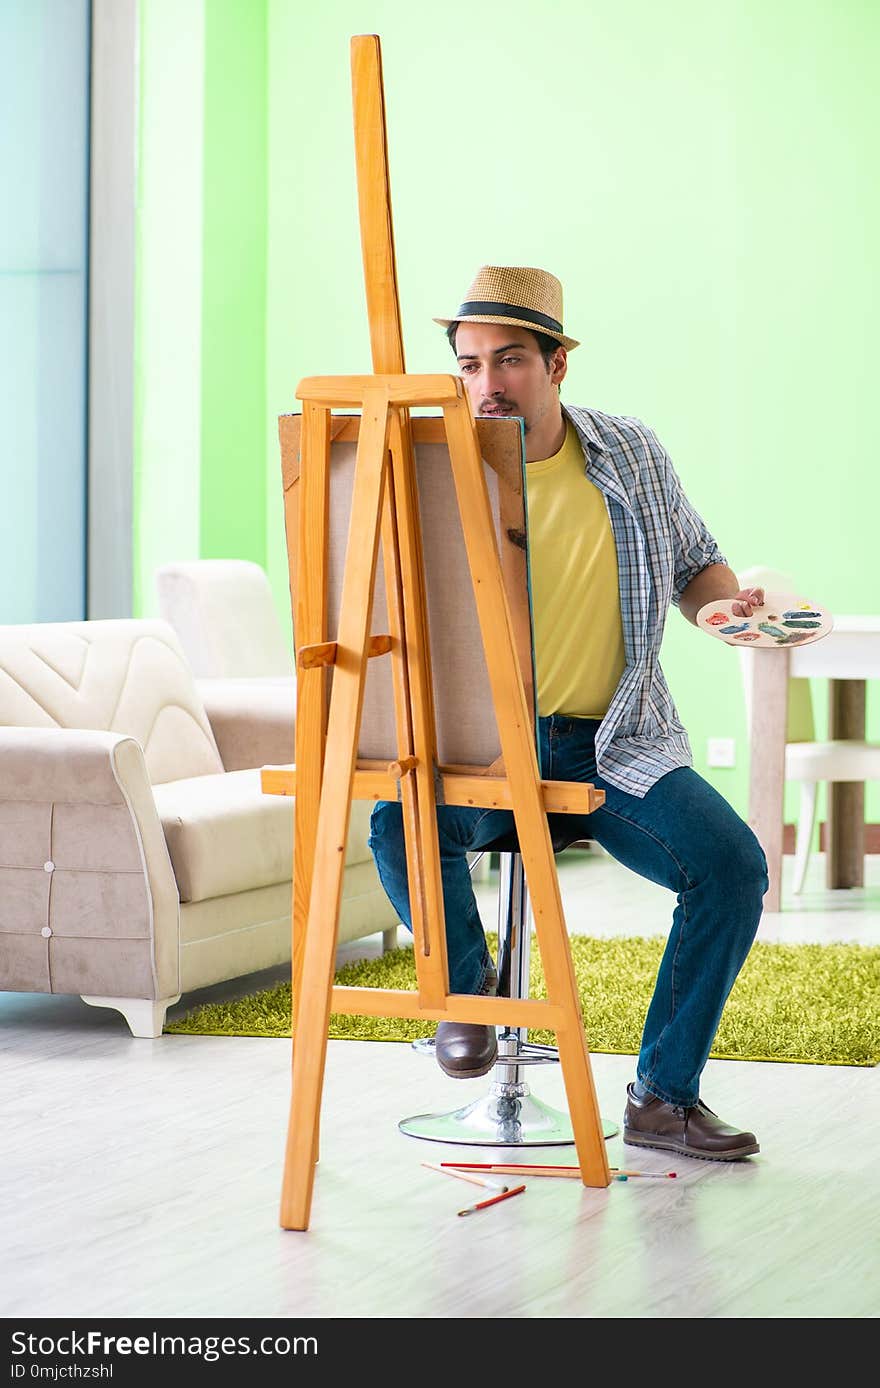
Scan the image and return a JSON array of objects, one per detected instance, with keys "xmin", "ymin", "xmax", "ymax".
[
  {"xmin": 730, "ymin": 586, "xmax": 765, "ymax": 618},
  {"xmin": 679, "ymin": 564, "xmax": 765, "ymax": 626}
]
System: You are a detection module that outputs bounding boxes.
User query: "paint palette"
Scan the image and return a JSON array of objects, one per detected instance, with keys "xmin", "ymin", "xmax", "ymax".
[{"xmin": 696, "ymin": 593, "xmax": 834, "ymax": 649}]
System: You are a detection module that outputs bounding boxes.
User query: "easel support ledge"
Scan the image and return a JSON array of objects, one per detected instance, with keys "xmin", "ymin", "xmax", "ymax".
[{"xmin": 262, "ymin": 765, "xmax": 605, "ymax": 815}]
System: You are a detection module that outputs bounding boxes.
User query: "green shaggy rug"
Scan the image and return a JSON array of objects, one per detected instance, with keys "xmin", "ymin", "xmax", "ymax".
[{"xmin": 165, "ymin": 934, "xmax": 880, "ymax": 1067}]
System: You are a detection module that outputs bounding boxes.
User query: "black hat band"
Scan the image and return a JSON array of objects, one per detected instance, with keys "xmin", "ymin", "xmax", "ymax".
[{"xmin": 455, "ymin": 300, "xmax": 564, "ymax": 335}]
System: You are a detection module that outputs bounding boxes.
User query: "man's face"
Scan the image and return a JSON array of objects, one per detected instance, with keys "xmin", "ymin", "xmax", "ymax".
[{"xmin": 453, "ymin": 321, "xmax": 567, "ymax": 436}]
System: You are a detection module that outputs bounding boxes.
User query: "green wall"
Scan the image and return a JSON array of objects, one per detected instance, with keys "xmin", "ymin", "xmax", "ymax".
[
  {"xmin": 200, "ymin": 0, "xmax": 267, "ymax": 562},
  {"xmin": 134, "ymin": 0, "xmax": 268, "ymax": 616},
  {"xmin": 137, "ymin": 0, "xmax": 880, "ymax": 821},
  {"xmin": 134, "ymin": 0, "xmax": 204, "ymax": 615}
]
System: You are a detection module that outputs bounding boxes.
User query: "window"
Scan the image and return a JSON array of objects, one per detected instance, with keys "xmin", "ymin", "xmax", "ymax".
[{"xmin": 0, "ymin": 0, "xmax": 90, "ymax": 622}]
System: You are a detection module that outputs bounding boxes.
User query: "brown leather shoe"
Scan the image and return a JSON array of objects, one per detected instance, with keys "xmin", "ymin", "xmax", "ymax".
[
  {"xmin": 434, "ymin": 1019, "xmax": 498, "ymax": 1078},
  {"xmin": 623, "ymin": 1083, "xmax": 759, "ymax": 1161}
]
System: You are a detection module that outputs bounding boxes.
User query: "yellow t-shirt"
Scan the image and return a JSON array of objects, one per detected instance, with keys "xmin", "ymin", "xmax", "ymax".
[{"xmin": 526, "ymin": 421, "xmax": 626, "ymax": 719}]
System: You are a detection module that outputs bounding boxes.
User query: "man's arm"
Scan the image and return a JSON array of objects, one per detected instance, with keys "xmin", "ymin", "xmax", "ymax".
[{"xmin": 678, "ymin": 562, "xmax": 764, "ymax": 626}]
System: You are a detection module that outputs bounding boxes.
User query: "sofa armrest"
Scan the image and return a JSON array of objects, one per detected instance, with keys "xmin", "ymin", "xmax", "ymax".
[
  {"xmin": 197, "ymin": 678, "xmax": 296, "ymax": 772},
  {"xmin": 0, "ymin": 727, "xmax": 179, "ymax": 998}
]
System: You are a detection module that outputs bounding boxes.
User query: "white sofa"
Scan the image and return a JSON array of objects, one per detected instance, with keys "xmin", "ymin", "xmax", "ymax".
[{"xmin": 0, "ymin": 618, "xmax": 401, "ymax": 1037}]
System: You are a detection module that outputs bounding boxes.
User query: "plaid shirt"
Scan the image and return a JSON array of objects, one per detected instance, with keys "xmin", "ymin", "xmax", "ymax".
[{"xmin": 558, "ymin": 403, "xmax": 727, "ymax": 797}]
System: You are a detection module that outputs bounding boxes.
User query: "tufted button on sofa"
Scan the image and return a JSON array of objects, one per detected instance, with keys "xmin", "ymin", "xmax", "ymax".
[{"xmin": 0, "ymin": 618, "xmax": 400, "ymax": 1036}]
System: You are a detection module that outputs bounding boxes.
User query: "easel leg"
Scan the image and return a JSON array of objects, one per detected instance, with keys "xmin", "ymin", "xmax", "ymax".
[
  {"xmin": 380, "ymin": 415, "xmax": 450, "ymax": 1007},
  {"xmin": 280, "ymin": 396, "xmax": 390, "ymax": 1230},
  {"xmin": 442, "ymin": 396, "xmax": 610, "ymax": 1188},
  {"xmin": 554, "ymin": 1026, "xmax": 613, "ymax": 1182},
  {"xmin": 291, "ymin": 400, "xmax": 332, "ymax": 1168}
]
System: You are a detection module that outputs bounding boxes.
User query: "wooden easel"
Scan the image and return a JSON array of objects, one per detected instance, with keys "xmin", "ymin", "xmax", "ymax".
[{"xmin": 262, "ymin": 35, "xmax": 611, "ymax": 1232}]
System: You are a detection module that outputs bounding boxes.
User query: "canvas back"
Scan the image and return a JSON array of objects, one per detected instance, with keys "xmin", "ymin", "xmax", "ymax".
[{"xmin": 278, "ymin": 413, "xmax": 534, "ymax": 768}]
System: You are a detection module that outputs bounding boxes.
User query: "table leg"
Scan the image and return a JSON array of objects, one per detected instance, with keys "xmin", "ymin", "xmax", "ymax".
[
  {"xmin": 747, "ymin": 649, "xmax": 789, "ymax": 912},
  {"xmin": 827, "ymin": 679, "xmax": 866, "ymax": 889}
]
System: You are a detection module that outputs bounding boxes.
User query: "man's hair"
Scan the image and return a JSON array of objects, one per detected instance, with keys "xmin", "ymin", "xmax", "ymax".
[{"xmin": 446, "ymin": 322, "xmax": 562, "ymax": 369}]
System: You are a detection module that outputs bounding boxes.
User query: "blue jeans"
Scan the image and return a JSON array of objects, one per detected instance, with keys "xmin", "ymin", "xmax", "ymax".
[{"xmin": 368, "ymin": 714, "xmax": 768, "ymax": 1107}]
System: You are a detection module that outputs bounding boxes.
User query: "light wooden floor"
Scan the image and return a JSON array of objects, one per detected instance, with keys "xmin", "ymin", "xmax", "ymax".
[{"xmin": 2, "ymin": 848, "xmax": 879, "ymax": 1321}]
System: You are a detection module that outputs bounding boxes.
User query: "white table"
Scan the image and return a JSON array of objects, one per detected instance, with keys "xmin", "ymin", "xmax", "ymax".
[{"xmin": 747, "ymin": 616, "xmax": 880, "ymax": 911}]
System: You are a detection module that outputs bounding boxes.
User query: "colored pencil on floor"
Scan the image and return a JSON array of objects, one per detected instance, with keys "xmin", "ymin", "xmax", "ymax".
[
  {"xmin": 439, "ymin": 1162, "xmax": 676, "ymax": 1179},
  {"xmin": 422, "ymin": 1161, "xmax": 508, "ymax": 1191},
  {"xmin": 612, "ymin": 1169, "xmax": 677, "ymax": 1179},
  {"xmin": 458, "ymin": 1185, "xmax": 527, "ymax": 1217},
  {"xmin": 440, "ymin": 1162, "xmax": 581, "ymax": 1178}
]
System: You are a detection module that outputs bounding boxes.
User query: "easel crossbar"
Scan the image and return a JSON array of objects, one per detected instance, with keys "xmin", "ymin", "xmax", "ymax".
[
  {"xmin": 262, "ymin": 764, "xmax": 605, "ymax": 814},
  {"xmin": 296, "ymin": 373, "xmax": 463, "ymax": 408},
  {"xmin": 329, "ymin": 988, "xmax": 566, "ymax": 1028}
]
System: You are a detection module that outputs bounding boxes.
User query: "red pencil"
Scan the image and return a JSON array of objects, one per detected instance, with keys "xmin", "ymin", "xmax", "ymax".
[{"xmin": 457, "ymin": 1183, "xmax": 527, "ymax": 1217}]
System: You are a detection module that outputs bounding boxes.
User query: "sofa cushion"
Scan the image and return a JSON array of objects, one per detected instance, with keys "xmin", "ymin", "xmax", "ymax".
[
  {"xmin": 153, "ymin": 769, "xmax": 294, "ymax": 902},
  {"xmin": 152, "ymin": 772, "xmax": 377, "ymax": 903},
  {"xmin": 0, "ymin": 619, "xmax": 223, "ymax": 786}
]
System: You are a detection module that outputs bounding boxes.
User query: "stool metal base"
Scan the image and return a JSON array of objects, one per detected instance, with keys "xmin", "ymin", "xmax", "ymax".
[
  {"xmin": 398, "ymin": 1079, "xmax": 618, "ymax": 1147},
  {"xmin": 400, "ymin": 1039, "xmax": 619, "ymax": 1146}
]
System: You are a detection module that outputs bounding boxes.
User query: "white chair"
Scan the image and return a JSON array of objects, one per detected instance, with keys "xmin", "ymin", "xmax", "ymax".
[
  {"xmin": 156, "ymin": 559, "xmax": 299, "ymax": 784},
  {"xmin": 738, "ymin": 565, "xmax": 880, "ymax": 895},
  {"xmin": 155, "ymin": 558, "xmax": 298, "ymax": 773},
  {"xmin": 155, "ymin": 559, "xmax": 293, "ymax": 679}
]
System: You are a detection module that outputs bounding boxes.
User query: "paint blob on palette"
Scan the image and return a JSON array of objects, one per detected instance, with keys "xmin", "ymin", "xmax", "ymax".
[{"xmin": 696, "ymin": 593, "xmax": 834, "ymax": 649}]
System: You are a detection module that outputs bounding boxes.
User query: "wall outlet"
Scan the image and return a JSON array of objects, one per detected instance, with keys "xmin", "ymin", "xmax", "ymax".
[{"xmin": 707, "ymin": 737, "xmax": 736, "ymax": 768}]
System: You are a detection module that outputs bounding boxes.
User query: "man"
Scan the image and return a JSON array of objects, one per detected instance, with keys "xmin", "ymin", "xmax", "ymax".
[{"xmin": 368, "ymin": 265, "xmax": 768, "ymax": 1162}]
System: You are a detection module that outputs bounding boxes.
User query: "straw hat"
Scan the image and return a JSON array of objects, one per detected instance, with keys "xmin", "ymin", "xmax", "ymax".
[{"xmin": 434, "ymin": 264, "xmax": 579, "ymax": 351}]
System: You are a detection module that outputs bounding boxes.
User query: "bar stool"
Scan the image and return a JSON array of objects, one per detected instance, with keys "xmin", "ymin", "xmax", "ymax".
[{"xmin": 399, "ymin": 821, "xmax": 619, "ymax": 1146}]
